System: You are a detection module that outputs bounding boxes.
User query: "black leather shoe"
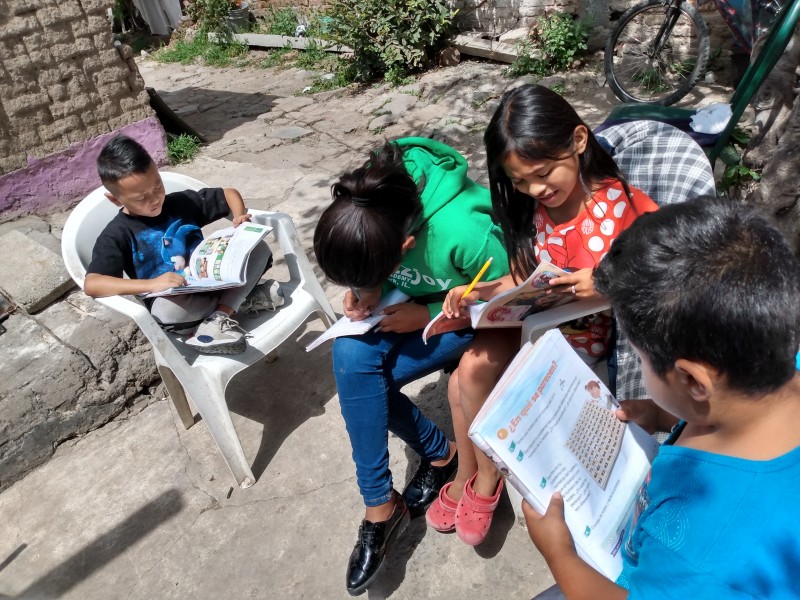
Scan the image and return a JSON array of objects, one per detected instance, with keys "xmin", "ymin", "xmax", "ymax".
[
  {"xmin": 401, "ymin": 451, "xmax": 458, "ymax": 517},
  {"xmin": 346, "ymin": 493, "xmax": 410, "ymax": 596}
]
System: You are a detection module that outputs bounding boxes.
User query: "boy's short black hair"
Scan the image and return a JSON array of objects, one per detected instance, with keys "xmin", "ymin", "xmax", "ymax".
[
  {"xmin": 595, "ymin": 196, "xmax": 800, "ymax": 394},
  {"xmin": 97, "ymin": 135, "xmax": 154, "ymax": 186}
]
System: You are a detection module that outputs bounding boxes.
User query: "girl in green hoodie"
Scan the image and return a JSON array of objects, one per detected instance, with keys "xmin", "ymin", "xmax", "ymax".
[{"xmin": 313, "ymin": 138, "xmax": 508, "ymax": 595}]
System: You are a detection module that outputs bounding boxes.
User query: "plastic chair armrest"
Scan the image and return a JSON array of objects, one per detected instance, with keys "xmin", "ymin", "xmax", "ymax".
[{"xmin": 521, "ymin": 297, "xmax": 611, "ymax": 344}]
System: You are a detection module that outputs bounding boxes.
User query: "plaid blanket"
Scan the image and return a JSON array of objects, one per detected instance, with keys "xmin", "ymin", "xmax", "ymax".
[
  {"xmin": 596, "ymin": 120, "xmax": 717, "ymax": 207},
  {"xmin": 596, "ymin": 120, "xmax": 717, "ymax": 399}
]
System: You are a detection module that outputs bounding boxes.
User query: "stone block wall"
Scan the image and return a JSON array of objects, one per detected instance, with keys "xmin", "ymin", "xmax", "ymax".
[
  {"xmin": 0, "ymin": 0, "xmax": 168, "ymax": 220},
  {"xmin": 451, "ymin": 0, "xmax": 732, "ymax": 53},
  {"xmin": 254, "ymin": 0, "xmax": 733, "ymax": 55}
]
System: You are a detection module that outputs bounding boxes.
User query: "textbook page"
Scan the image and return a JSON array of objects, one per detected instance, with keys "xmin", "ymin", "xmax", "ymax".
[
  {"xmin": 469, "ymin": 329, "xmax": 659, "ymax": 579},
  {"xmin": 422, "ymin": 261, "xmax": 576, "ymax": 343},
  {"xmin": 145, "ymin": 223, "xmax": 272, "ymax": 297},
  {"xmin": 305, "ymin": 288, "xmax": 410, "ymax": 352}
]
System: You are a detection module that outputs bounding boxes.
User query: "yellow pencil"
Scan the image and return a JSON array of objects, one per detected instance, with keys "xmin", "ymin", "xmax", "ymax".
[{"xmin": 462, "ymin": 257, "xmax": 493, "ymax": 299}]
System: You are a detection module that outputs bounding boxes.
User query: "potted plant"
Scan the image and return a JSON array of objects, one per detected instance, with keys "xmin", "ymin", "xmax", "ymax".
[{"xmin": 225, "ymin": 0, "xmax": 250, "ymax": 33}]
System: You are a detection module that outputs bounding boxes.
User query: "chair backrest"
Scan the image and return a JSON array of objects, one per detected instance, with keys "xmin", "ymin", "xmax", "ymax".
[
  {"xmin": 595, "ymin": 120, "xmax": 717, "ymax": 206},
  {"xmin": 61, "ymin": 172, "xmax": 208, "ymax": 287}
]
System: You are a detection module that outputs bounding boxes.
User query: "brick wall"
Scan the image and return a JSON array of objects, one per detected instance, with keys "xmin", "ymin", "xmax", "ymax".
[{"xmin": 0, "ymin": 0, "xmax": 167, "ymax": 219}]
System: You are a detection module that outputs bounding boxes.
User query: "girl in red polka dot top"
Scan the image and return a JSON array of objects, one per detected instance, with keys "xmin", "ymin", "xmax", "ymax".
[{"xmin": 423, "ymin": 84, "xmax": 658, "ymax": 546}]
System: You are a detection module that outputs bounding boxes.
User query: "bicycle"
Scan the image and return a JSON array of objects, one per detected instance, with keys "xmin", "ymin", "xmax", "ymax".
[{"xmin": 604, "ymin": 0, "xmax": 783, "ymax": 105}]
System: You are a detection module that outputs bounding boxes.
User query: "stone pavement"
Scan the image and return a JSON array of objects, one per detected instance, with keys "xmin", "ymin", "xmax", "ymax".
[{"xmin": 0, "ymin": 57, "xmax": 733, "ymax": 599}]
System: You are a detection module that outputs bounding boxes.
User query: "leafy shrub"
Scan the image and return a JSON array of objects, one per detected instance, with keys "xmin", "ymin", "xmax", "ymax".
[
  {"xmin": 508, "ymin": 13, "xmax": 588, "ymax": 78},
  {"xmin": 717, "ymin": 129, "xmax": 761, "ymax": 196},
  {"xmin": 325, "ymin": 0, "xmax": 455, "ymax": 82},
  {"xmin": 186, "ymin": 0, "xmax": 237, "ymax": 39},
  {"xmin": 261, "ymin": 7, "xmax": 298, "ymax": 36}
]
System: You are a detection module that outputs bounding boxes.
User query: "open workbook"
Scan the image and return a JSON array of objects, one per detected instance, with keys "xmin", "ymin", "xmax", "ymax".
[
  {"xmin": 422, "ymin": 261, "xmax": 577, "ymax": 343},
  {"xmin": 305, "ymin": 288, "xmax": 410, "ymax": 352},
  {"xmin": 469, "ymin": 329, "xmax": 659, "ymax": 579},
  {"xmin": 145, "ymin": 223, "xmax": 272, "ymax": 298}
]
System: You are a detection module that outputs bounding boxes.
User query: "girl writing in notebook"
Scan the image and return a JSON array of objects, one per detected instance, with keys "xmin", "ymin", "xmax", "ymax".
[
  {"xmin": 312, "ymin": 138, "xmax": 508, "ymax": 596},
  {"xmin": 425, "ymin": 85, "xmax": 659, "ymax": 546}
]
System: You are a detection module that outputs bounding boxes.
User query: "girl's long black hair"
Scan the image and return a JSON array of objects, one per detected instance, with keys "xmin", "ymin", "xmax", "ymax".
[
  {"xmin": 313, "ymin": 141, "xmax": 423, "ymax": 289},
  {"xmin": 484, "ymin": 84, "xmax": 632, "ymax": 281}
]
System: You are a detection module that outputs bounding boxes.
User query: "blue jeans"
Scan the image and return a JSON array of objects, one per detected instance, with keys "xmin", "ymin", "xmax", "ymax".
[{"xmin": 332, "ymin": 328, "xmax": 474, "ymax": 507}]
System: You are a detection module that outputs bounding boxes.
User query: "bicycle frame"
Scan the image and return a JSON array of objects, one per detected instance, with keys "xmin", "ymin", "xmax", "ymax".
[{"xmin": 651, "ymin": 0, "xmax": 687, "ymax": 56}]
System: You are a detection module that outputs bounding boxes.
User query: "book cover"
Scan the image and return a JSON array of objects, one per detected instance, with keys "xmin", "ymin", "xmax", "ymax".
[{"xmin": 468, "ymin": 329, "xmax": 659, "ymax": 579}]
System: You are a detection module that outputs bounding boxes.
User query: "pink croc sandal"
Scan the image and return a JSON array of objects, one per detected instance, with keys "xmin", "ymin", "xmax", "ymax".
[
  {"xmin": 454, "ymin": 473, "xmax": 504, "ymax": 546},
  {"xmin": 425, "ymin": 481, "xmax": 458, "ymax": 532}
]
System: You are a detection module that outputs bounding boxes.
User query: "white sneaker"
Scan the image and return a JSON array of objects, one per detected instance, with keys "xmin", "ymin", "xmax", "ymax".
[
  {"xmin": 185, "ymin": 313, "xmax": 246, "ymax": 354},
  {"xmin": 238, "ymin": 279, "xmax": 285, "ymax": 316}
]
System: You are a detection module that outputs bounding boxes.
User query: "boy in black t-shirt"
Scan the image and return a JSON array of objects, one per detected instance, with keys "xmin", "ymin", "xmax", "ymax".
[{"xmin": 85, "ymin": 135, "xmax": 282, "ymax": 354}]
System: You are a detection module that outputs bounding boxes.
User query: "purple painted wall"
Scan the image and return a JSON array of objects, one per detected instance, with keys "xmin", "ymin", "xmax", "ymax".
[{"xmin": 0, "ymin": 116, "xmax": 168, "ymax": 221}]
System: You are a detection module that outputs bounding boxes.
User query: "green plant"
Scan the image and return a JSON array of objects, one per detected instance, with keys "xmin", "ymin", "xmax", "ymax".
[
  {"xmin": 155, "ymin": 38, "xmax": 208, "ymax": 64},
  {"xmin": 203, "ymin": 39, "xmax": 248, "ymax": 66},
  {"xmin": 155, "ymin": 35, "xmax": 248, "ymax": 66},
  {"xmin": 259, "ymin": 46, "xmax": 293, "ymax": 68},
  {"xmin": 306, "ymin": 58, "xmax": 358, "ymax": 92},
  {"xmin": 129, "ymin": 34, "xmax": 152, "ymax": 54},
  {"xmin": 186, "ymin": 0, "xmax": 239, "ymax": 40},
  {"xmin": 167, "ymin": 134, "xmax": 201, "ymax": 164},
  {"xmin": 325, "ymin": 0, "xmax": 455, "ymax": 82},
  {"xmin": 296, "ymin": 38, "xmax": 329, "ymax": 69},
  {"xmin": 385, "ymin": 68, "xmax": 415, "ymax": 88},
  {"xmin": 508, "ymin": 37, "xmax": 541, "ymax": 78},
  {"xmin": 718, "ymin": 163, "xmax": 761, "ymax": 195},
  {"xmin": 671, "ymin": 58, "xmax": 697, "ymax": 77},
  {"xmin": 261, "ymin": 7, "xmax": 298, "ymax": 35},
  {"xmin": 717, "ymin": 128, "xmax": 761, "ymax": 196},
  {"xmin": 631, "ymin": 67, "xmax": 669, "ymax": 93},
  {"xmin": 550, "ymin": 82, "xmax": 565, "ymax": 95},
  {"xmin": 508, "ymin": 13, "xmax": 588, "ymax": 78}
]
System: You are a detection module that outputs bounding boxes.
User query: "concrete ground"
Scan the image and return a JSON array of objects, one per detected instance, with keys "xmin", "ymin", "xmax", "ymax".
[{"xmin": 0, "ymin": 53, "xmax": 734, "ymax": 599}]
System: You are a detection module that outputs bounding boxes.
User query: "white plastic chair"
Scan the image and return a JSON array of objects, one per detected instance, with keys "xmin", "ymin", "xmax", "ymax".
[{"xmin": 61, "ymin": 172, "xmax": 337, "ymax": 488}]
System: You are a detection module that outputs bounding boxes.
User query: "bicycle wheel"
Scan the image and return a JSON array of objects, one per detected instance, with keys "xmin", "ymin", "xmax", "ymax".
[{"xmin": 605, "ymin": 0, "xmax": 711, "ymax": 105}]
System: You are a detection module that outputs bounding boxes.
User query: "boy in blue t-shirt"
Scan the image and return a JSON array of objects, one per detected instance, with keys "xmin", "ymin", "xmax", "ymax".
[
  {"xmin": 85, "ymin": 136, "xmax": 282, "ymax": 354},
  {"xmin": 523, "ymin": 196, "xmax": 800, "ymax": 599}
]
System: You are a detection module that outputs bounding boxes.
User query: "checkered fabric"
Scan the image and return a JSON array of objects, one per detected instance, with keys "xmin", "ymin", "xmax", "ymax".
[
  {"xmin": 596, "ymin": 120, "xmax": 717, "ymax": 207},
  {"xmin": 614, "ymin": 324, "xmax": 649, "ymax": 400},
  {"xmin": 596, "ymin": 120, "xmax": 717, "ymax": 399}
]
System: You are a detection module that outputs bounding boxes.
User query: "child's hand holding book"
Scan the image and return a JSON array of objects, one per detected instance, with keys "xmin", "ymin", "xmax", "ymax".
[
  {"xmin": 150, "ymin": 271, "xmax": 187, "ymax": 293},
  {"xmin": 522, "ymin": 493, "xmax": 576, "ymax": 565},
  {"xmin": 547, "ymin": 267, "xmax": 599, "ymax": 299}
]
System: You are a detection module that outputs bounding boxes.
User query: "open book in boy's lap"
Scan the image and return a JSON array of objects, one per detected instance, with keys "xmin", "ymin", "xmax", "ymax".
[
  {"xmin": 145, "ymin": 223, "xmax": 272, "ymax": 297},
  {"xmin": 422, "ymin": 261, "xmax": 576, "ymax": 343}
]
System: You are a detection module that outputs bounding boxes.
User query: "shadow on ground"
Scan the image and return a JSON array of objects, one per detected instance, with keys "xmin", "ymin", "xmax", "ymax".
[
  {"xmin": 225, "ymin": 324, "xmax": 338, "ymax": 481},
  {"xmin": 11, "ymin": 490, "xmax": 183, "ymax": 598},
  {"xmin": 156, "ymin": 87, "xmax": 279, "ymax": 142}
]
